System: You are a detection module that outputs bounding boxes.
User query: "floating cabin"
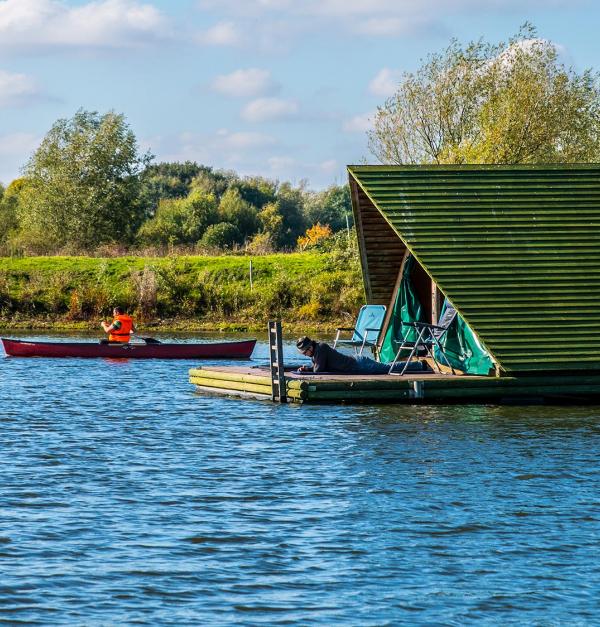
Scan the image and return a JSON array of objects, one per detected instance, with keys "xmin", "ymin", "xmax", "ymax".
[{"xmin": 190, "ymin": 164, "xmax": 600, "ymax": 404}]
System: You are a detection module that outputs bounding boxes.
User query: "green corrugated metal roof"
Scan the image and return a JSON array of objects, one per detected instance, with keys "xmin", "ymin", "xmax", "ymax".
[{"xmin": 348, "ymin": 164, "xmax": 600, "ymax": 373}]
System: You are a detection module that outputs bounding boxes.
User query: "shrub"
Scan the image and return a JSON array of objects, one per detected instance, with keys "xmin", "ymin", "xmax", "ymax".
[
  {"xmin": 245, "ymin": 232, "xmax": 275, "ymax": 254},
  {"xmin": 260, "ymin": 278, "xmax": 307, "ymax": 317},
  {"xmin": 297, "ymin": 223, "xmax": 333, "ymax": 250},
  {"xmin": 155, "ymin": 258, "xmax": 195, "ymax": 315},
  {"xmin": 132, "ymin": 265, "xmax": 158, "ymax": 320},
  {"xmin": 199, "ymin": 222, "xmax": 242, "ymax": 250},
  {"xmin": 0, "ymin": 272, "xmax": 14, "ymax": 314},
  {"xmin": 296, "ymin": 301, "xmax": 321, "ymax": 320}
]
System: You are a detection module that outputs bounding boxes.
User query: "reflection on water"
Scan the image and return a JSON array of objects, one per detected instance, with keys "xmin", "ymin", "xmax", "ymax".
[{"xmin": 1, "ymin": 334, "xmax": 600, "ymax": 624}]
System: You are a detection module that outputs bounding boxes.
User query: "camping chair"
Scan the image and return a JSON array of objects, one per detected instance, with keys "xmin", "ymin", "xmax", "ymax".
[
  {"xmin": 333, "ymin": 304, "xmax": 386, "ymax": 357},
  {"xmin": 388, "ymin": 304, "xmax": 458, "ymax": 375}
]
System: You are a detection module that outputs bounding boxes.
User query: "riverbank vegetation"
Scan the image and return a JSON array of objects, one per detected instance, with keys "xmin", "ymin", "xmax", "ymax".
[{"xmin": 0, "ymin": 248, "xmax": 363, "ymax": 331}]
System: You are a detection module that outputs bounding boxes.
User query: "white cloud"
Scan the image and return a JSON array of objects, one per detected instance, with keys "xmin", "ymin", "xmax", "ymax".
[
  {"xmin": 196, "ymin": 18, "xmax": 297, "ymax": 53},
  {"xmin": 368, "ymin": 68, "xmax": 401, "ymax": 97},
  {"xmin": 241, "ymin": 97, "xmax": 299, "ymax": 122},
  {"xmin": 0, "ymin": 131, "xmax": 39, "ymax": 184},
  {"xmin": 197, "ymin": 21, "xmax": 242, "ymax": 46},
  {"xmin": 198, "ymin": 0, "xmax": 292, "ymax": 16},
  {"xmin": 255, "ymin": 0, "xmax": 291, "ymax": 7},
  {"xmin": 354, "ymin": 17, "xmax": 437, "ymax": 36},
  {"xmin": 149, "ymin": 129, "xmax": 279, "ymax": 166},
  {"xmin": 202, "ymin": 0, "xmax": 575, "ymax": 17},
  {"xmin": 343, "ymin": 111, "xmax": 374, "ymax": 133},
  {"xmin": 267, "ymin": 155, "xmax": 295, "ymax": 171},
  {"xmin": 303, "ymin": 0, "xmax": 402, "ymax": 17},
  {"xmin": 197, "ymin": 0, "xmax": 575, "ymax": 40},
  {"xmin": 0, "ymin": 70, "xmax": 41, "ymax": 107},
  {"xmin": 211, "ymin": 68, "xmax": 279, "ymax": 98},
  {"xmin": 319, "ymin": 159, "xmax": 338, "ymax": 174},
  {"xmin": 0, "ymin": 132, "xmax": 38, "ymax": 158},
  {"xmin": 0, "ymin": 0, "xmax": 169, "ymax": 51},
  {"xmin": 495, "ymin": 37, "xmax": 565, "ymax": 68},
  {"xmin": 215, "ymin": 129, "xmax": 277, "ymax": 149},
  {"xmin": 266, "ymin": 155, "xmax": 345, "ymax": 186}
]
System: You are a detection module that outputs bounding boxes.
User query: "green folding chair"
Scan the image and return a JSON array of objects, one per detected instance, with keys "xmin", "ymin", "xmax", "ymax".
[{"xmin": 388, "ymin": 304, "xmax": 457, "ymax": 375}]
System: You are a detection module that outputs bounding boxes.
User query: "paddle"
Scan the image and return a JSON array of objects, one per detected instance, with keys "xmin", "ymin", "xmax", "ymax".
[
  {"xmin": 131, "ymin": 333, "xmax": 162, "ymax": 344},
  {"xmin": 139, "ymin": 336, "xmax": 162, "ymax": 344}
]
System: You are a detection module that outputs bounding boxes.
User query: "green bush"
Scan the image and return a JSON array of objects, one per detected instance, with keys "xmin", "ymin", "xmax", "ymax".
[
  {"xmin": 200, "ymin": 222, "xmax": 242, "ymax": 249},
  {"xmin": 0, "ymin": 272, "xmax": 15, "ymax": 314},
  {"xmin": 137, "ymin": 191, "xmax": 219, "ymax": 246}
]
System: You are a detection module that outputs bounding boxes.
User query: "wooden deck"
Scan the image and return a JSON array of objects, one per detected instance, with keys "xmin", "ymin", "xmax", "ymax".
[{"xmin": 189, "ymin": 365, "xmax": 600, "ymax": 404}]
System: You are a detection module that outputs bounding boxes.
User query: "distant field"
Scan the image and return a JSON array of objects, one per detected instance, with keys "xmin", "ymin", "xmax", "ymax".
[{"xmin": 0, "ymin": 253, "xmax": 364, "ymax": 331}]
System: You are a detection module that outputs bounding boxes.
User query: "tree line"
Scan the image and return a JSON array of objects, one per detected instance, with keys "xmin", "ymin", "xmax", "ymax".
[
  {"xmin": 0, "ymin": 110, "xmax": 351, "ymax": 256},
  {"xmin": 2, "ymin": 23, "xmax": 598, "ymax": 258}
]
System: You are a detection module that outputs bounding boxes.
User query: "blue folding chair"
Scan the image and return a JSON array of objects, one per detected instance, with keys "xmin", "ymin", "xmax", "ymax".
[{"xmin": 333, "ymin": 305, "xmax": 387, "ymax": 357}]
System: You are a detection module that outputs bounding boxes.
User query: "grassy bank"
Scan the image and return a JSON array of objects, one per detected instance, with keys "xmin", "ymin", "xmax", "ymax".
[{"xmin": 0, "ymin": 252, "xmax": 364, "ymax": 332}]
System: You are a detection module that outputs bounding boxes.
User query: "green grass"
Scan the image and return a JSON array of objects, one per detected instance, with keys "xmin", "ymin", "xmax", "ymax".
[{"xmin": 0, "ymin": 252, "xmax": 364, "ymax": 331}]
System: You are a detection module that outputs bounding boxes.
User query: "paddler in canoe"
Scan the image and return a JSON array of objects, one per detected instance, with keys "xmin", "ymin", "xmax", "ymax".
[{"xmin": 100, "ymin": 306, "xmax": 136, "ymax": 344}]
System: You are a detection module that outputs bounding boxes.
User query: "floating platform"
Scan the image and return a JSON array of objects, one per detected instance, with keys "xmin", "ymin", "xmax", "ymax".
[{"xmin": 189, "ymin": 365, "xmax": 600, "ymax": 404}]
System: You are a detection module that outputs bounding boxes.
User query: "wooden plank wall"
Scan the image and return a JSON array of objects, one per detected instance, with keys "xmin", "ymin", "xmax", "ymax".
[{"xmin": 351, "ymin": 180, "xmax": 407, "ymax": 306}]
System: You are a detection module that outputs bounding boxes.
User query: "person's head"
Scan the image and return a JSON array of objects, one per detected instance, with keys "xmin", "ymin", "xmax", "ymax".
[
  {"xmin": 113, "ymin": 306, "xmax": 124, "ymax": 316},
  {"xmin": 296, "ymin": 336, "xmax": 315, "ymax": 356}
]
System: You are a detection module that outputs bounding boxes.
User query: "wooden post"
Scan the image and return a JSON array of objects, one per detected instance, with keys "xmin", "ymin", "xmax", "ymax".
[
  {"xmin": 249, "ymin": 259, "xmax": 253, "ymax": 291},
  {"xmin": 431, "ymin": 283, "xmax": 442, "ymax": 324},
  {"xmin": 268, "ymin": 320, "xmax": 287, "ymax": 403}
]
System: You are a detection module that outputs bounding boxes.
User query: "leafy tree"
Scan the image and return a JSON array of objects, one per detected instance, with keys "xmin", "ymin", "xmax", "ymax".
[
  {"xmin": 253, "ymin": 184, "xmax": 307, "ymax": 249},
  {"xmin": 18, "ymin": 109, "xmax": 152, "ymax": 251},
  {"xmin": 191, "ymin": 168, "xmax": 236, "ymax": 200},
  {"xmin": 0, "ymin": 178, "xmax": 26, "ymax": 247},
  {"xmin": 218, "ymin": 187, "xmax": 259, "ymax": 240},
  {"xmin": 368, "ymin": 24, "xmax": 600, "ymax": 165},
  {"xmin": 200, "ymin": 222, "xmax": 242, "ymax": 249},
  {"xmin": 232, "ymin": 176, "xmax": 277, "ymax": 208},
  {"xmin": 304, "ymin": 184, "xmax": 352, "ymax": 232},
  {"xmin": 137, "ymin": 190, "xmax": 219, "ymax": 245},
  {"xmin": 274, "ymin": 182, "xmax": 307, "ymax": 248},
  {"xmin": 138, "ymin": 161, "xmax": 210, "ymax": 216},
  {"xmin": 257, "ymin": 201, "xmax": 284, "ymax": 247}
]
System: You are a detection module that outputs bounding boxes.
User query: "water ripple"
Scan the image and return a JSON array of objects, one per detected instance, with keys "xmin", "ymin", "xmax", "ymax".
[{"xmin": 1, "ymin": 336, "xmax": 600, "ymax": 624}]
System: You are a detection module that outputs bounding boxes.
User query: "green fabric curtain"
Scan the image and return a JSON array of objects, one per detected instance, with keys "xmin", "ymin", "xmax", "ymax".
[
  {"xmin": 378, "ymin": 255, "xmax": 494, "ymax": 374},
  {"xmin": 379, "ymin": 256, "xmax": 423, "ymax": 363},
  {"xmin": 435, "ymin": 300, "xmax": 494, "ymax": 375}
]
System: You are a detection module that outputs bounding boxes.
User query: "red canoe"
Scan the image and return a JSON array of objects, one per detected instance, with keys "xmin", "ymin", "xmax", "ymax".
[{"xmin": 1, "ymin": 337, "xmax": 256, "ymax": 359}]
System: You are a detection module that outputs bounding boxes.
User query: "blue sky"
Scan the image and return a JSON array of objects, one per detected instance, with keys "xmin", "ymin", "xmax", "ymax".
[{"xmin": 0, "ymin": 0, "xmax": 599, "ymax": 189}]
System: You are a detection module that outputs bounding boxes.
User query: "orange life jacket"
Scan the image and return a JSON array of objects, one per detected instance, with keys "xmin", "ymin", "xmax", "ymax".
[{"xmin": 109, "ymin": 314, "xmax": 134, "ymax": 343}]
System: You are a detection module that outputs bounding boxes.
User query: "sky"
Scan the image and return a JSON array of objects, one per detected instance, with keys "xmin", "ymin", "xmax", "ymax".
[{"xmin": 0, "ymin": 0, "xmax": 599, "ymax": 189}]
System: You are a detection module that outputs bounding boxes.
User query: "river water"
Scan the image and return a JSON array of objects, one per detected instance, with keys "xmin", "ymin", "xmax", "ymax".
[{"xmin": 1, "ymin": 333, "xmax": 600, "ymax": 625}]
